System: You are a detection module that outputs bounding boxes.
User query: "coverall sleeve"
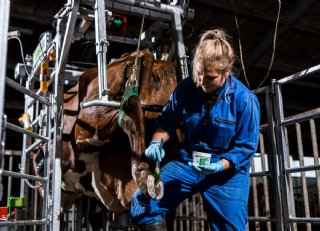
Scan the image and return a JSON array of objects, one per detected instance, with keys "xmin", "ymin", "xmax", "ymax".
[{"xmin": 220, "ymin": 92, "xmax": 260, "ymax": 171}]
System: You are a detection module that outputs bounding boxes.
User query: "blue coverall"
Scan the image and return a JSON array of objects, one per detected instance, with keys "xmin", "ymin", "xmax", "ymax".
[{"xmin": 131, "ymin": 75, "xmax": 261, "ymax": 230}]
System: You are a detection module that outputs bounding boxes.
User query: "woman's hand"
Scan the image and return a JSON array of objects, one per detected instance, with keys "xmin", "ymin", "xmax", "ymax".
[
  {"xmin": 144, "ymin": 140, "xmax": 165, "ymax": 162},
  {"xmin": 188, "ymin": 160, "xmax": 225, "ymax": 175}
]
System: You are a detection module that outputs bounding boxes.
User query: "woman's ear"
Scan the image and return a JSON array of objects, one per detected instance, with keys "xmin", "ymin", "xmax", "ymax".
[{"xmin": 224, "ymin": 67, "xmax": 232, "ymax": 78}]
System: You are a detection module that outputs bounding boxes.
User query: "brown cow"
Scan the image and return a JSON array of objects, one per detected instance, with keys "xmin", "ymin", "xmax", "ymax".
[{"xmin": 33, "ymin": 49, "xmax": 177, "ymax": 215}]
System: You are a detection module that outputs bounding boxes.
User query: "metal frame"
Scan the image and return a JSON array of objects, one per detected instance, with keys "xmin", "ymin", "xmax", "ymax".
[
  {"xmin": 0, "ymin": 0, "xmax": 78, "ymax": 230},
  {"xmin": 81, "ymin": 0, "xmax": 193, "ymax": 108},
  {"xmin": 0, "ymin": 76, "xmax": 51, "ymax": 229},
  {"xmin": 0, "ymin": 0, "xmax": 10, "ymax": 201},
  {"xmin": 247, "ymin": 85, "xmax": 282, "ymax": 231},
  {"xmin": 273, "ymin": 63, "xmax": 320, "ymax": 230},
  {"xmin": 51, "ymin": 1, "xmax": 80, "ymax": 229}
]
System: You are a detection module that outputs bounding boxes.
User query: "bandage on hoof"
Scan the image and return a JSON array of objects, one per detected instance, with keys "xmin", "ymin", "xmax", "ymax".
[
  {"xmin": 132, "ymin": 162, "xmax": 164, "ymax": 200},
  {"xmin": 147, "ymin": 174, "xmax": 164, "ymax": 200}
]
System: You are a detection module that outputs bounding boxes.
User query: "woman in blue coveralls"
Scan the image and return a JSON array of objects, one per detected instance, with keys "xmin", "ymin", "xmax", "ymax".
[{"xmin": 131, "ymin": 28, "xmax": 261, "ymax": 231}]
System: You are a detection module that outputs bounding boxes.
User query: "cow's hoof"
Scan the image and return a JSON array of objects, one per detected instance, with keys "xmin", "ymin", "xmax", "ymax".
[
  {"xmin": 147, "ymin": 174, "xmax": 164, "ymax": 200},
  {"xmin": 132, "ymin": 162, "xmax": 164, "ymax": 200}
]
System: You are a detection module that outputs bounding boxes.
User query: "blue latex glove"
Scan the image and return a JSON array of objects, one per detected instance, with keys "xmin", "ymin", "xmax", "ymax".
[
  {"xmin": 145, "ymin": 140, "xmax": 165, "ymax": 162},
  {"xmin": 188, "ymin": 160, "xmax": 225, "ymax": 175}
]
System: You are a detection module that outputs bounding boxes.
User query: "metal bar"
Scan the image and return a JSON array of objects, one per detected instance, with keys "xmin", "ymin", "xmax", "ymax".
[
  {"xmin": 5, "ymin": 122, "xmax": 49, "ymax": 141},
  {"xmin": 14, "ymin": 63, "xmax": 83, "ymax": 82},
  {"xmin": 42, "ymin": 104, "xmax": 51, "ymax": 231},
  {"xmin": 254, "ymin": 85, "xmax": 268, "ymax": 94},
  {"xmin": 309, "ymin": 119, "xmax": 320, "ymax": 218},
  {"xmin": 20, "ymin": 78, "xmax": 34, "ymax": 225},
  {"xmin": 26, "ymin": 139, "xmax": 43, "ymax": 154},
  {"xmin": 113, "ymin": 0, "xmax": 193, "ymax": 18},
  {"xmin": 273, "ymin": 80, "xmax": 292, "ymax": 230},
  {"xmin": 295, "ymin": 123, "xmax": 311, "ymax": 231},
  {"xmin": 248, "ymin": 217, "xmax": 277, "ymax": 222},
  {"xmin": 251, "ymin": 159, "xmax": 260, "ymax": 230},
  {"xmin": 105, "ymin": 1, "xmax": 171, "ymax": 21},
  {"xmin": 0, "ymin": 220, "xmax": 47, "ymax": 227},
  {"xmin": 4, "ymin": 150, "xmax": 22, "ymax": 156},
  {"xmin": 2, "ymin": 170, "xmax": 48, "ymax": 182},
  {"xmin": 52, "ymin": 2, "xmax": 79, "ymax": 230},
  {"xmin": 0, "ymin": 3, "xmax": 10, "ymax": 184},
  {"xmin": 5, "ymin": 77, "xmax": 51, "ymax": 106},
  {"xmin": 95, "ymin": 0, "xmax": 109, "ymax": 98},
  {"xmin": 265, "ymin": 82, "xmax": 283, "ymax": 231},
  {"xmin": 250, "ymin": 171, "xmax": 271, "ymax": 177},
  {"xmin": 7, "ymin": 155, "xmax": 13, "ymax": 199},
  {"xmin": 259, "ymin": 134, "xmax": 272, "ymax": 231},
  {"xmin": 281, "ymin": 107, "xmax": 320, "ymax": 126},
  {"xmin": 171, "ymin": 10, "xmax": 188, "ymax": 79},
  {"xmin": 289, "ymin": 217, "xmax": 320, "ymax": 223},
  {"xmin": 81, "ymin": 98, "xmax": 165, "ymax": 111},
  {"xmin": 81, "ymin": 98, "xmax": 120, "ymax": 108},
  {"xmin": 285, "ymin": 164, "xmax": 320, "ymax": 173},
  {"xmin": 6, "ymin": 77, "xmax": 50, "ymax": 106},
  {"xmin": 284, "ymin": 128, "xmax": 297, "ymax": 231},
  {"xmin": 277, "ymin": 63, "xmax": 320, "ymax": 85}
]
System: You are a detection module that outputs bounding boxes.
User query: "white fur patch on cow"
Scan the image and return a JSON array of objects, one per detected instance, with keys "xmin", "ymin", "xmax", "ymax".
[
  {"xmin": 61, "ymin": 152, "xmax": 99, "ymax": 199},
  {"xmin": 76, "ymin": 129, "xmax": 109, "ymax": 146}
]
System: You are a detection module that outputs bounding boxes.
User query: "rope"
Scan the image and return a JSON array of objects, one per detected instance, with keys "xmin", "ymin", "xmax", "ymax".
[
  {"xmin": 118, "ymin": 0, "xmax": 148, "ymax": 127},
  {"xmin": 256, "ymin": 0, "xmax": 281, "ymax": 89},
  {"xmin": 230, "ymin": 0, "xmax": 250, "ymax": 88},
  {"xmin": 131, "ymin": 0, "xmax": 148, "ymax": 81}
]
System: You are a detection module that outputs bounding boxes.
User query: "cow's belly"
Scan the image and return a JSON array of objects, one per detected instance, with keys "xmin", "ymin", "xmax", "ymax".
[{"xmin": 61, "ymin": 152, "xmax": 99, "ymax": 198}]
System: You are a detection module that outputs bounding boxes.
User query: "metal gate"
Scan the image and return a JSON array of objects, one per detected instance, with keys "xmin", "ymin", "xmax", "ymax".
[
  {"xmin": 0, "ymin": 0, "xmax": 79, "ymax": 230},
  {"xmin": 273, "ymin": 64, "xmax": 320, "ymax": 230}
]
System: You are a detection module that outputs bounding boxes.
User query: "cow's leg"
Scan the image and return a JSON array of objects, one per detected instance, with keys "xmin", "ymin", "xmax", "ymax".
[{"xmin": 122, "ymin": 96, "xmax": 164, "ymax": 200}]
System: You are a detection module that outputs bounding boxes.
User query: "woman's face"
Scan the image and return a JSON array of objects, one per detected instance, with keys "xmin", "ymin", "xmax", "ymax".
[{"xmin": 195, "ymin": 61, "xmax": 228, "ymax": 93}]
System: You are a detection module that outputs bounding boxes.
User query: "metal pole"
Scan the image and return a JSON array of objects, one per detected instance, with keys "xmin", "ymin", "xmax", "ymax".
[
  {"xmin": 95, "ymin": 0, "xmax": 109, "ymax": 99},
  {"xmin": 273, "ymin": 79, "xmax": 292, "ymax": 231},
  {"xmin": 113, "ymin": 0, "xmax": 189, "ymax": 16},
  {"xmin": 171, "ymin": 10, "xmax": 188, "ymax": 79},
  {"xmin": 52, "ymin": 1, "xmax": 79, "ymax": 230},
  {"xmin": 265, "ymin": 84, "xmax": 283, "ymax": 231},
  {"xmin": 0, "ymin": 0, "xmax": 10, "ymax": 201}
]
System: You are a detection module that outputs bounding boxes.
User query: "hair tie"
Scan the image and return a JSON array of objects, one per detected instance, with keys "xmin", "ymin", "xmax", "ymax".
[{"xmin": 201, "ymin": 30, "xmax": 223, "ymax": 42}]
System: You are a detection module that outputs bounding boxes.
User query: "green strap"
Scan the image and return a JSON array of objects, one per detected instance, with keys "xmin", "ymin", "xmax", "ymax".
[
  {"xmin": 117, "ymin": 0, "xmax": 147, "ymax": 128},
  {"xmin": 118, "ymin": 83, "xmax": 139, "ymax": 127}
]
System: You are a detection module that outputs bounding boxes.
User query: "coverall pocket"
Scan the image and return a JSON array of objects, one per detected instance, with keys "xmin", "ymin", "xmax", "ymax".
[{"xmin": 208, "ymin": 118, "xmax": 236, "ymax": 150}]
